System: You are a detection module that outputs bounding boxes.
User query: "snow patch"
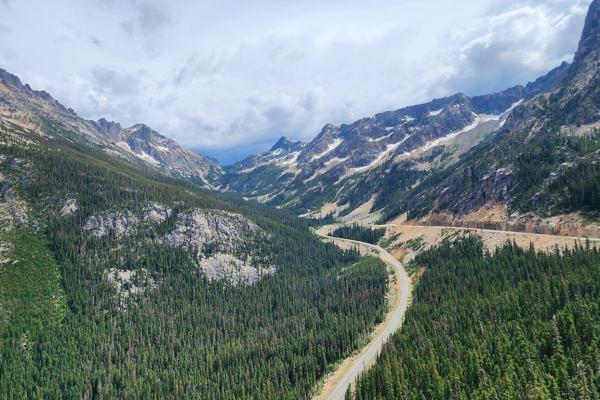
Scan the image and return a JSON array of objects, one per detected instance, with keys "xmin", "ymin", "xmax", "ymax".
[
  {"xmin": 421, "ymin": 117, "xmax": 482, "ymax": 152},
  {"xmin": 506, "ymin": 99, "xmax": 524, "ymax": 113},
  {"xmin": 140, "ymin": 151, "xmax": 159, "ymax": 164},
  {"xmin": 429, "ymin": 109, "xmax": 443, "ymax": 117},
  {"xmin": 325, "ymin": 157, "xmax": 348, "ymax": 166},
  {"xmin": 353, "ymin": 134, "xmax": 411, "ymax": 172},
  {"xmin": 282, "ymin": 151, "xmax": 301, "ymax": 165},
  {"xmin": 312, "ymin": 138, "xmax": 343, "ymax": 160},
  {"xmin": 481, "ymin": 99, "xmax": 524, "ymax": 127},
  {"xmin": 369, "ymin": 132, "xmax": 394, "ymax": 142},
  {"xmin": 402, "ymin": 116, "xmax": 415, "ymax": 122},
  {"xmin": 481, "ymin": 114, "xmax": 502, "ymax": 122},
  {"xmin": 271, "ymin": 148, "xmax": 283, "ymax": 156},
  {"xmin": 157, "ymin": 146, "xmax": 169, "ymax": 152},
  {"xmin": 385, "ymin": 127, "xmax": 394, "ymax": 131}
]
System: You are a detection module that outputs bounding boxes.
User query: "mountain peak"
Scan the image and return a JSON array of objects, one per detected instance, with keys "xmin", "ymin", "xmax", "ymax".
[
  {"xmin": 270, "ymin": 136, "xmax": 299, "ymax": 152},
  {"xmin": 95, "ymin": 118, "xmax": 122, "ymax": 135},
  {"xmin": 0, "ymin": 68, "xmax": 23, "ymax": 88},
  {"xmin": 569, "ymin": 0, "xmax": 600, "ymax": 79}
]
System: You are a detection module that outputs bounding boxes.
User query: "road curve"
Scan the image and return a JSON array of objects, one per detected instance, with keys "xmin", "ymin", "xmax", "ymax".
[
  {"xmin": 316, "ymin": 223, "xmax": 600, "ymax": 399},
  {"xmin": 315, "ymin": 227, "xmax": 411, "ymax": 400}
]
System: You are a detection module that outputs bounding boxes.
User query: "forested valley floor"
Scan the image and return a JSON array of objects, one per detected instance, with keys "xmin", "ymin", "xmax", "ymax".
[
  {"xmin": 349, "ymin": 236, "xmax": 600, "ymax": 400},
  {"xmin": 0, "ymin": 122, "xmax": 389, "ymax": 399}
]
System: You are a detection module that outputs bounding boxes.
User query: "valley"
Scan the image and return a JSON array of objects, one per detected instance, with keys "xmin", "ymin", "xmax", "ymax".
[
  {"xmin": 2, "ymin": 0, "xmax": 600, "ymax": 398},
  {"xmin": 312, "ymin": 220, "xmax": 600, "ymax": 399}
]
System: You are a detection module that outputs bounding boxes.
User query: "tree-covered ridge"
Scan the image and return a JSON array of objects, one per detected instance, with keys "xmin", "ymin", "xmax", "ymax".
[
  {"xmin": 350, "ymin": 236, "xmax": 600, "ymax": 399},
  {"xmin": 330, "ymin": 223, "xmax": 386, "ymax": 245},
  {"xmin": 0, "ymin": 120, "xmax": 389, "ymax": 399}
]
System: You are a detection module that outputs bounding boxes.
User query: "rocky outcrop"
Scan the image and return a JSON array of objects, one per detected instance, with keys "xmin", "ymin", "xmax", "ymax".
[
  {"xmin": 0, "ymin": 181, "xmax": 29, "ymax": 230},
  {"xmin": 0, "ymin": 182, "xmax": 12, "ymax": 203},
  {"xmin": 568, "ymin": 0, "xmax": 600, "ymax": 81},
  {"xmin": 60, "ymin": 199, "xmax": 77, "ymax": 217},
  {"xmin": 106, "ymin": 268, "xmax": 156, "ymax": 309},
  {"xmin": 162, "ymin": 210, "xmax": 259, "ymax": 252},
  {"xmin": 144, "ymin": 203, "xmax": 172, "ymax": 223},
  {"xmin": 84, "ymin": 212, "xmax": 139, "ymax": 237},
  {"xmin": 198, "ymin": 253, "xmax": 276, "ymax": 285}
]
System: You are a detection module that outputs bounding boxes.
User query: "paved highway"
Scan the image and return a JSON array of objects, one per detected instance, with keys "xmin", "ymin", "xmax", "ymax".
[
  {"xmin": 315, "ymin": 223, "xmax": 600, "ymax": 399},
  {"xmin": 376, "ymin": 224, "xmax": 600, "ymax": 242},
  {"xmin": 315, "ymin": 227, "xmax": 411, "ymax": 400}
]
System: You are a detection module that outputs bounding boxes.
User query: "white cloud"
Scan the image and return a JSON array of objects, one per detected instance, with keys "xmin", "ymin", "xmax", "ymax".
[{"xmin": 0, "ymin": 0, "xmax": 592, "ymax": 164}]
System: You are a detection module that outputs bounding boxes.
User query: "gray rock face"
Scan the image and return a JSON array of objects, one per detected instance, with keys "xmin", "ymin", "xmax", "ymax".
[
  {"xmin": 162, "ymin": 210, "xmax": 259, "ymax": 252},
  {"xmin": 198, "ymin": 253, "xmax": 276, "ymax": 285},
  {"xmin": 0, "ymin": 182, "xmax": 29, "ymax": 230},
  {"xmin": 84, "ymin": 212, "xmax": 139, "ymax": 237},
  {"xmin": 106, "ymin": 268, "xmax": 156, "ymax": 309},
  {"xmin": 568, "ymin": 0, "xmax": 600, "ymax": 80},
  {"xmin": 144, "ymin": 203, "xmax": 172, "ymax": 223},
  {"xmin": 60, "ymin": 199, "xmax": 77, "ymax": 217},
  {"xmin": 462, "ymin": 167, "xmax": 514, "ymax": 214},
  {"xmin": 10, "ymin": 159, "xmax": 21, "ymax": 169}
]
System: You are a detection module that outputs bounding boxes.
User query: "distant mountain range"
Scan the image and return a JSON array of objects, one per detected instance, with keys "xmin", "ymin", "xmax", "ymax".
[
  {"xmin": 215, "ymin": 0, "xmax": 600, "ymax": 237},
  {"xmin": 215, "ymin": 61, "xmax": 568, "ymax": 203},
  {"xmin": 2, "ymin": 0, "xmax": 600, "ymax": 237}
]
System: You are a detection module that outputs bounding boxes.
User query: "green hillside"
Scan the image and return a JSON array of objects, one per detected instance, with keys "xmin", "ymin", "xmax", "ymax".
[
  {"xmin": 0, "ymin": 119, "xmax": 388, "ymax": 399},
  {"xmin": 350, "ymin": 236, "xmax": 600, "ymax": 400}
]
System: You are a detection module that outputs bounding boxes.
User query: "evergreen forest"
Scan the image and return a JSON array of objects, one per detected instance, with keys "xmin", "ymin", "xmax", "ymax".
[
  {"xmin": 0, "ymin": 121, "xmax": 389, "ymax": 399},
  {"xmin": 349, "ymin": 236, "xmax": 600, "ymax": 399},
  {"xmin": 330, "ymin": 223, "xmax": 386, "ymax": 245}
]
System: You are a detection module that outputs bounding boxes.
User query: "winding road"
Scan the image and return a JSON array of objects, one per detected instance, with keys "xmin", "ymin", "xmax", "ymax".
[
  {"xmin": 315, "ymin": 223, "xmax": 600, "ymax": 399},
  {"xmin": 315, "ymin": 227, "xmax": 411, "ymax": 400}
]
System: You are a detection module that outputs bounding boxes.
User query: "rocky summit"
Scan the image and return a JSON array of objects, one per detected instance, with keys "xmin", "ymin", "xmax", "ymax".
[
  {"xmin": 214, "ymin": 60, "xmax": 570, "ymax": 217},
  {"xmin": 0, "ymin": 69, "xmax": 221, "ymax": 186}
]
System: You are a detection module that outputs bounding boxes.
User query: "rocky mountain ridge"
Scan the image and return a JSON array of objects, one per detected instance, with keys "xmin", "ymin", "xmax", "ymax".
[
  {"xmin": 0, "ymin": 69, "xmax": 221, "ymax": 186},
  {"xmin": 1, "ymin": 0, "xmax": 596, "ymax": 237},
  {"xmin": 373, "ymin": 0, "xmax": 600, "ymax": 237},
  {"xmin": 216, "ymin": 60, "xmax": 570, "ymax": 213}
]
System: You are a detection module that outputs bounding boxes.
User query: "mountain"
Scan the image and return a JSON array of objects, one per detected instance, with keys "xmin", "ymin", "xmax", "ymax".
[
  {"xmin": 216, "ymin": 0, "xmax": 600, "ymax": 239},
  {"xmin": 0, "ymin": 69, "xmax": 221, "ymax": 186},
  {"xmin": 2, "ymin": 0, "xmax": 600, "ymax": 398},
  {"xmin": 0, "ymin": 78, "xmax": 388, "ymax": 397},
  {"xmin": 370, "ymin": 0, "xmax": 600, "ymax": 237},
  {"xmin": 215, "ymin": 61, "xmax": 570, "ymax": 218},
  {"xmin": 346, "ymin": 2, "xmax": 600, "ymax": 398}
]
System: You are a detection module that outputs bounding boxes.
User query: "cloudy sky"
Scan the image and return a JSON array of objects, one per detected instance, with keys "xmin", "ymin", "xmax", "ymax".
[{"xmin": 0, "ymin": 0, "xmax": 592, "ymax": 164}]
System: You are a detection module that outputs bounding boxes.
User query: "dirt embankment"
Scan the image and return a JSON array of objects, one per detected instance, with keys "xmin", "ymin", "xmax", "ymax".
[
  {"xmin": 378, "ymin": 224, "xmax": 592, "ymax": 264},
  {"xmin": 395, "ymin": 206, "xmax": 600, "ymax": 239}
]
